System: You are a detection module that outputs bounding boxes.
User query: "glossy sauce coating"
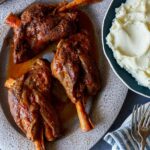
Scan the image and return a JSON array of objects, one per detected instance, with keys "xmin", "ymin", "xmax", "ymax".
[{"xmin": 7, "ymin": 11, "xmax": 98, "ymax": 123}]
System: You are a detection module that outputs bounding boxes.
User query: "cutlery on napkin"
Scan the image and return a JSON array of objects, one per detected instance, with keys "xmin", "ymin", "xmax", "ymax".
[{"xmin": 104, "ymin": 103, "xmax": 150, "ymax": 150}]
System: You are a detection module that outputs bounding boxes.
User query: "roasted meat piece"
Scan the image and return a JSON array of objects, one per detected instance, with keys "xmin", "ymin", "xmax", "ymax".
[
  {"xmin": 51, "ymin": 31, "xmax": 100, "ymax": 132},
  {"xmin": 5, "ymin": 59, "xmax": 60, "ymax": 150},
  {"xmin": 5, "ymin": 3, "xmax": 78, "ymax": 63}
]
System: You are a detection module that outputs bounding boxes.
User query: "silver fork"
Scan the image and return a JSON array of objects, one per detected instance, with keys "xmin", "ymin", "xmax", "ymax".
[
  {"xmin": 131, "ymin": 105, "xmax": 142, "ymax": 148},
  {"xmin": 138, "ymin": 104, "xmax": 150, "ymax": 150}
]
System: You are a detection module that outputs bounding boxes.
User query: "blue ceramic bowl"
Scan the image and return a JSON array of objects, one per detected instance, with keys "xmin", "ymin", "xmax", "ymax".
[{"xmin": 102, "ymin": 0, "xmax": 150, "ymax": 98}]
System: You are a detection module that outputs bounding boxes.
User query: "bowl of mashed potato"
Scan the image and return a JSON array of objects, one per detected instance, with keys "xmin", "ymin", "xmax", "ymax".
[{"xmin": 102, "ymin": 0, "xmax": 150, "ymax": 97}]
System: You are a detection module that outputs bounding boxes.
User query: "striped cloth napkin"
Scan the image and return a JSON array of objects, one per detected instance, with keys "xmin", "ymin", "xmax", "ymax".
[{"xmin": 104, "ymin": 114, "xmax": 150, "ymax": 150}]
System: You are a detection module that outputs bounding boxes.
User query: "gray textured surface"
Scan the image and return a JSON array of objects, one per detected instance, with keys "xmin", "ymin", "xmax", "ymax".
[{"xmin": 0, "ymin": 0, "xmax": 128, "ymax": 150}]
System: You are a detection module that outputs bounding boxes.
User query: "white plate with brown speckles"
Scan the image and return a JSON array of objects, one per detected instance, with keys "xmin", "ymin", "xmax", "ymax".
[{"xmin": 0, "ymin": 0, "xmax": 128, "ymax": 150}]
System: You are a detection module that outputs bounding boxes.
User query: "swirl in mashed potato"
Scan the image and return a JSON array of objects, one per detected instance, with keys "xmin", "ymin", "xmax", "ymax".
[{"xmin": 107, "ymin": 0, "xmax": 150, "ymax": 88}]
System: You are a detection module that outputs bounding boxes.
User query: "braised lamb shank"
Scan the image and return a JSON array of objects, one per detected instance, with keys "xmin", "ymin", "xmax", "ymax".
[
  {"xmin": 51, "ymin": 31, "xmax": 100, "ymax": 131},
  {"xmin": 5, "ymin": 3, "xmax": 78, "ymax": 63},
  {"xmin": 5, "ymin": 59, "xmax": 60, "ymax": 150}
]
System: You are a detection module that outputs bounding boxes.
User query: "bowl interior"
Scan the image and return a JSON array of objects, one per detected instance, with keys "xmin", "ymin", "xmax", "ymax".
[{"xmin": 102, "ymin": 0, "xmax": 150, "ymax": 98}]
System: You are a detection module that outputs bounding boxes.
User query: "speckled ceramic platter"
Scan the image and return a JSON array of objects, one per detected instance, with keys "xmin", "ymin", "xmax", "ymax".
[{"xmin": 0, "ymin": 0, "xmax": 128, "ymax": 150}]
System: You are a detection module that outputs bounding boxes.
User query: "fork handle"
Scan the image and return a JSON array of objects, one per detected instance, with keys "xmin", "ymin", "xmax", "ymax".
[{"xmin": 140, "ymin": 139, "xmax": 146, "ymax": 150}]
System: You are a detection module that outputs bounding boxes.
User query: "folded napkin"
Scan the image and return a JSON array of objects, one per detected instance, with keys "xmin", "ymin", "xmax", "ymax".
[{"xmin": 104, "ymin": 106, "xmax": 150, "ymax": 150}]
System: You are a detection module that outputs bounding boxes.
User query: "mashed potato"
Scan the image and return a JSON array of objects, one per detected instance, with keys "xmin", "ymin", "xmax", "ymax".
[{"xmin": 107, "ymin": 0, "xmax": 150, "ymax": 88}]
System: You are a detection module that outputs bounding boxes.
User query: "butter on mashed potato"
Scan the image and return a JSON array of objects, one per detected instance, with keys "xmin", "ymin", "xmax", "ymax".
[{"xmin": 107, "ymin": 0, "xmax": 150, "ymax": 88}]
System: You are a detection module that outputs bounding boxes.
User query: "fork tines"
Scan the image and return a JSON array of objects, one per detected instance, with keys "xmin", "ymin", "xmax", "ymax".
[
  {"xmin": 139, "ymin": 104, "xmax": 150, "ymax": 128},
  {"xmin": 131, "ymin": 104, "xmax": 150, "ymax": 144}
]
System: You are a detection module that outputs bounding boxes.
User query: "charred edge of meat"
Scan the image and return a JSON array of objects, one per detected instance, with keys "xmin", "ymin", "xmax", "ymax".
[
  {"xmin": 51, "ymin": 31, "xmax": 100, "ymax": 104},
  {"xmin": 51, "ymin": 31, "xmax": 99, "ymax": 132},
  {"xmin": 6, "ymin": 3, "xmax": 79, "ymax": 64},
  {"xmin": 5, "ymin": 59, "xmax": 60, "ymax": 146}
]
